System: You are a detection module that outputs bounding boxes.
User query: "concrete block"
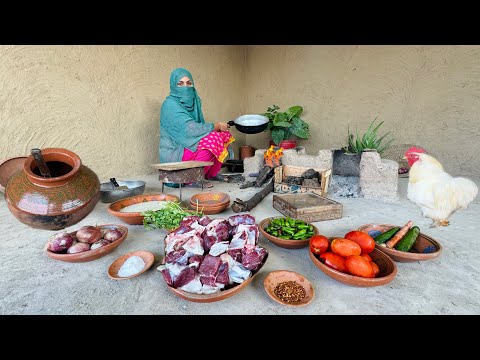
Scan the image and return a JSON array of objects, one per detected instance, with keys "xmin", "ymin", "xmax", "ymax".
[{"xmin": 359, "ymin": 151, "xmax": 399, "ymax": 202}]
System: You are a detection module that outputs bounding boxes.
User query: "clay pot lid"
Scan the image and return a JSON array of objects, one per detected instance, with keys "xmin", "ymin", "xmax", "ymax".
[{"xmin": 0, "ymin": 156, "xmax": 27, "ymax": 193}]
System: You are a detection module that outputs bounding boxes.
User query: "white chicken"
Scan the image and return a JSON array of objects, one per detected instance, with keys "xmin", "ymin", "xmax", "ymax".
[{"xmin": 404, "ymin": 147, "xmax": 478, "ymax": 227}]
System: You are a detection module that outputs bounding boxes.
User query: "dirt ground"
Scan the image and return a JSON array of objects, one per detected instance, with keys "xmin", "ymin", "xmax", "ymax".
[{"xmin": 1, "ymin": 174, "xmax": 479, "ymax": 315}]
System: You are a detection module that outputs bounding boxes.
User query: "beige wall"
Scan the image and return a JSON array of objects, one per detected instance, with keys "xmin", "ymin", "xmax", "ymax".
[
  {"xmin": 2, "ymin": 45, "xmax": 480, "ymax": 180},
  {"xmin": 245, "ymin": 45, "xmax": 480, "ymax": 177},
  {"xmin": 0, "ymin": 45, "xmax": 246, "ymax": 181}
]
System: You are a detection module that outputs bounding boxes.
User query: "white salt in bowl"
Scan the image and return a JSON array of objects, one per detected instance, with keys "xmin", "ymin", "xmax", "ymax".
[{"xmin": 108, "ymin": 250, "xmax": 155, "ymax": 280}]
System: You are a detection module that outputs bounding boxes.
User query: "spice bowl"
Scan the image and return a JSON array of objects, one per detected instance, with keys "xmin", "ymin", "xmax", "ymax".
[
  {"xmin": 108, "ymin": 193, "xmax": 180, "ymax": 225},
  {"xmin": 108, "ymin": 250, "xmax": 155, "ymax": 280},
  {"xmin": 263, "ymin": 270, "xmax": 314, "ymax": 307},
  {"xmin": 357, "ymin": 223, "xmax": 443, "ymax": 262},
  {"xmin": 258, "ymin": 217, "xmax": 319, "ymax": 249},
  {"xmin": 189, "ymin": 192, "xmax": 231, "ymax": 215}
]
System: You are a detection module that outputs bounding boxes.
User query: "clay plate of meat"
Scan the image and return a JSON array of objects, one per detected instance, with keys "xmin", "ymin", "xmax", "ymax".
[
  {"xmin": 158, "ymin": 251, "xmax": 268, "ymax": 303},
  {"xmin": 357, "ymin": 224, "xmax": 443, "ymax": 262}
]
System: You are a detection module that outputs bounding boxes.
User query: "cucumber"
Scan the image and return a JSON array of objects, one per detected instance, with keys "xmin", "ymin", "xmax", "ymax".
[
  {"xmin": 394, "ymin": 226, "xmax": 420, "ymax": 252},
  {"xmin": 374, "ymin": 227, "xmax": 400, "ymax": 244}
]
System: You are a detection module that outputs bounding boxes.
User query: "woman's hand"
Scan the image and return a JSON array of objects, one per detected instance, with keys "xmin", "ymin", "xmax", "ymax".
[{"xmin": 214, "ymin": 122, "xmax": 230, "ymax": 132}]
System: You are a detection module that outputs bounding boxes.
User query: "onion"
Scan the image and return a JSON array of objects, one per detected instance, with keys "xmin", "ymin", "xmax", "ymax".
[
  {"xmin": 90, "ymin": 239, "xmax": 110, "ymax": 250},
  {"xmin": 67, "ymin": 242, "xmax": 91, "ymax": 254},
  {"xmin": 75, "ymin": 226, "xmax": 102, "ymax": 244},
  {"xmin": 47, "ymin": 232, "xmax": 75, "ymax": 253},
  {"xmin": 103, "ymin": 228, "xmax": 123, "ymax": 242}
]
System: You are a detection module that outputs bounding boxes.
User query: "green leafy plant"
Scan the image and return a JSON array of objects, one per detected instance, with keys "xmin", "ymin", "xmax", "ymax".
[
  {"xmin": 262, "ymin": 104, "xmax": 310, "ymax": 145},
  {"xmin": 142, "ymin": 201, "xmax": 203, "ymax": 230},
  {"xmin": 342, "ymin": 117, "xmax": 394, "ymax": 154}
]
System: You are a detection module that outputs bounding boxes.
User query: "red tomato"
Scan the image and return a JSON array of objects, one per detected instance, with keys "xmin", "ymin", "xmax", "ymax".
[
  {"xmin": 370, "ymin": 261, "xmax": 380, "ymax": 277},
  {"xmin": 345, "ymin": 255, "xmax": 375, "ymax": 278},
  {"xmin": 309, "ymin": 235, "xmax": 330, "ymax": 255},
  {"xmin": 344, "ymin": 231, "xmax": 376, "ymax": 254},
  {"xmin": 331, "ymin": 238, "xmax": 362, "ymax": 257},
  {"xmin": 319, "ymin": 252, "xmax": 348, "ymax": 273},
  {"xmin": 360, "ymin": 253, "xmax": 373, "ymax": 262}
]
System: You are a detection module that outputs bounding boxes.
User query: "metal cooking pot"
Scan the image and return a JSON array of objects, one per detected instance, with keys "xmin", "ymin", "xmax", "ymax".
[{"xmin": 227, "ymin": 114, "xmax": 269, "ymax": 134}]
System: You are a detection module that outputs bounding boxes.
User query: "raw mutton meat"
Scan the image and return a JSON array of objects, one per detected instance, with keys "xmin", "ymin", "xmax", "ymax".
[{"xmin": 158, "ymin": 214, "xmax": 267, "ymax": 294}]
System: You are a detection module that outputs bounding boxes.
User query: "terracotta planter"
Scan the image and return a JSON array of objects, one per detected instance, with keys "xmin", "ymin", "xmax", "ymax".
[
  {"xmin": 5, "ymin": 148, "xmax": 101, "ymax": 230},
  {"xmin": 269, "ymin": 140, "xmax": 297, "ymax": 149}
]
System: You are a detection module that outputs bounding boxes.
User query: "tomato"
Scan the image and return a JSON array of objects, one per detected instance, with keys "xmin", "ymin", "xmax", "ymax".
[
  {"xmin": 309, "ymin": 235, "xmax": 330, "ymax": 255},
  {"xmin": 345, "ymin": 255, "xmax": 375, "ymax": 278},
  {"xmin": 331, "ymin": 238, "xmax": 362, "ymax": 257},
  {"xmin": 319, "ymin": 252, "xmax": 347, "ymax": 273},
  {"xmin": 360, "ymin": 253, "xmax": 372, "ymax": 262},
  {"xmin": 344, "ymin": 231, "xmax": 376, "ymax": 254},
  {"xmin": 370, "ymin": 261, "xmax": 380, "ymax": 277}
]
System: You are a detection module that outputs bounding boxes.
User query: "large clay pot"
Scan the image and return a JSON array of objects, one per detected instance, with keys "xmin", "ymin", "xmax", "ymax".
[{"xmin": 5, "ymin": 148, "xmax": 101, "ymax": 230}]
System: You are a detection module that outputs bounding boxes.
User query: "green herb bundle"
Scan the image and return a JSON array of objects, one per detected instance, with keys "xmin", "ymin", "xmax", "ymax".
[{"xmin": 142, "ymin": 201, "xmax": 203, "ymax": 230}]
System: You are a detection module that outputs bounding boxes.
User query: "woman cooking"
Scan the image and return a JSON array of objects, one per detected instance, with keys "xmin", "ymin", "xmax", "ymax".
[{"xmin": 159, "ymin": 68, "xmax": 234, "ymax": 187}]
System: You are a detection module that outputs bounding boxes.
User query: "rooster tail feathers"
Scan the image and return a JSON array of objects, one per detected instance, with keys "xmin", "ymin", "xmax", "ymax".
[{"xmin": 453, "ymin": 177, "xmax": 479, "ymax": 209}]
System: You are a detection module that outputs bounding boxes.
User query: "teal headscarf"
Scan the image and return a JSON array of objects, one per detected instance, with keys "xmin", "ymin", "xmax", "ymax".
[
  {"xmin": 159, "ymin": 68, "xmax": 214, "ymax": 163},
  {"xmin": 166, "ymin": 68, "xmax": 205, "ymax": 123}
]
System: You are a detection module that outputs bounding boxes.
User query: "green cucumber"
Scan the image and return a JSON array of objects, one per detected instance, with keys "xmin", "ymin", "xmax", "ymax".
[
  {"xmin": 374, "ymin": 227, "xmax": 400, "ymax": 244},
  {"xmin": 394, "ymin": 226, "xmax": 420, "ymax": 252}
]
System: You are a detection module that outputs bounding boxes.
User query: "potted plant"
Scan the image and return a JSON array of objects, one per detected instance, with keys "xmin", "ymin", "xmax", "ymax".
[
  {"xmin": 342, "ymin": 117, "xmax": 394, "ymax": 155},
  {"xmin": 262, "ymin": 104, "xmax": 310, "ymax": 149},
  {"xmin": 334, "ymin": 117, "xmax": 394, "ymax": 177}
]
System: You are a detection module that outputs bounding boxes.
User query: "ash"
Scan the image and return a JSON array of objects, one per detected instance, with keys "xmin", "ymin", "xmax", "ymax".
[{"xmin": 329, "ymin": 176, "xmax": 361, "ymax": 198}]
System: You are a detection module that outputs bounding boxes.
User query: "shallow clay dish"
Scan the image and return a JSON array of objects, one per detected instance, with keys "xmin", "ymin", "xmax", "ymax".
[
  {"xmin": 258, "ymin": 217, "xmax": 319, "ymax": 249},
  {"xmin": 108, "ymin": 250, "xmax": 155, "ymax": 280},
  {"xmin": 45, "ymin": 224, "xmax": 128, "ymax": 263},
  {"xmin": 263, "ymin": 270, "xmax": 314, "ymax": 307},
  {"xmin": 108, "ymin": 193, "xmax": 180, "ymax": 225},
  {"xmin": 309, "ymin": 237, "xmax": 397, "ymax": 287},
  {"xmin": 0, "ymin": 156, "xmax": 27, "ymax": 193},
  {"xmin": 159, "ymin": 251, "xmax": 269, "ymax": 303},
  {"xmin": 357, "ymin": 223, "xmax": 443, "ymax": 263}
]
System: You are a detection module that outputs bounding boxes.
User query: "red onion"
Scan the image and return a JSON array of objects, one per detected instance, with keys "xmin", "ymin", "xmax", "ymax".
[
  {"xmin": 90, "ymin": 239, "xmax": 110, "ymax": 250},
  {"xmin": 67, "ymin": 242, "xmax": 91, "ymax": 254},
  {"xmin": 47, "ymin": 232, "xmax": 75, "ymax": 253},
  {"xmin": 75, "ymin": 226, "xmax": 102, "ymax": 244},
  {"xmin": 103, "ymin": 228, "xmax": 123, "ymax": 242}
]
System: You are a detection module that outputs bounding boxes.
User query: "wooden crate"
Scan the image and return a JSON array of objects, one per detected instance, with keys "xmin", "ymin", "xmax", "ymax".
[
  {"xmin": 273, "ymin": 193, "xmax": 343, "ymax": 222},
  {"xmin": 274, "ymin": 165, "xmax": 332, "ymax": 196}
]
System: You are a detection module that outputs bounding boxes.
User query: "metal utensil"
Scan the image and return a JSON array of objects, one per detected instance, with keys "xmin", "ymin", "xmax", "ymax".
[
  {"xmin": 110, "ymin": 178, "xmax": 129, "ymax": 190},
  {"xmin": 227, "ymin": 114, "xmax": 269, "ymax": 134},
  {"xmin": 31, "ymin": 148, "xmax": 51, "ymax": 178}
]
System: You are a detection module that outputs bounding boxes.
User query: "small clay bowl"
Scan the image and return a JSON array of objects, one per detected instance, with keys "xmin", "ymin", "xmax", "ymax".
[
  {"xmin": 258, "ymin": 217, "xmax": 319, "ymax": 249},
  {"xmin": 263, "ymin": 270, "xmax": 314, "ymax": 307},
  {"xmin": 309, "ymin": 237, "xmax": 397, "ymax": 287},
  {"xmin": 108, "ymin": 250, "xmax": 155, "ymax": 280},
  {"xmin": 45, "ymin": 224, "xmax": 128, "ymax": 263},
  {"xmin": 190, "ymin": 192, "xmax": 230, "ymax": 206},
  {"xmin": 357, "ymin": 223, "xmax": 443, "ymax": 263},
  {"xmin": 108, "ymin": 193, "xmax": 180, "ymax": 225}
]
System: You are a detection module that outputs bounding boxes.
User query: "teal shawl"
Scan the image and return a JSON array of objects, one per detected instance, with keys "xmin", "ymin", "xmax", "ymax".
[{"xmin": 159, "ymin": 68, "xmax": 214, "ymax": 163}]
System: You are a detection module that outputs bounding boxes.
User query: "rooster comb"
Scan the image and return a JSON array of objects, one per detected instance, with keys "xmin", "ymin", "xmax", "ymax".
[{"xmin": 405, "ymin": 146, "xmax": 426, "ymax": 155}]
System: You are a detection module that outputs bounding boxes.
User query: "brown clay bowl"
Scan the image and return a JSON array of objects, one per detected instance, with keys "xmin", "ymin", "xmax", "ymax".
[
  {"xmin": 108, "ymin": 250, "xmax": 155, "ymax": 280},
  {"xmin": 0, "ymin": 156, "xmax": 27, "ymax": 193},
  {"xmin": 263, "ymin": 270, "xmax": 314, "ymax": 307},
  {"xmin": 159, "ymin": 249, "xmax": 269, "ymax": 303},
  {"xmin": 190, "ymin": 192, "xmax": 230, "ymax": 206},
  {"xmin": 108, "ymin": 193, "xmax": 180, "ymax": 225},
  {"xmin": 45, "ymin": 224, "xmax": 128, "ymax": 263},
  {"xmin": 309, "ymin": 237, "xmax": 397, "ymax": 287},
  {"xmin": 189, "ymin": 202, "xmax": 230, "ymax": 215},
  {"xmin": 258, "ymin": 217, "xmax": 319, "ymax": 249},
  {"xmin": 357, "ymin": 223, "xmax": 443, "ymax": 263}
]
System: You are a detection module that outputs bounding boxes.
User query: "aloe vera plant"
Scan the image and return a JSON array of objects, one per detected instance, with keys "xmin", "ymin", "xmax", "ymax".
[{"xmin": 342, "ymin": 117, "xmax": 394, "ymax": 154}]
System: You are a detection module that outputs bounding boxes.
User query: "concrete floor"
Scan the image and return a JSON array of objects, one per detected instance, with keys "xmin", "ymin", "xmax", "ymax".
[{"xmin": 1, "ymin": 172, "xmax": 479, "ymax": 315}]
